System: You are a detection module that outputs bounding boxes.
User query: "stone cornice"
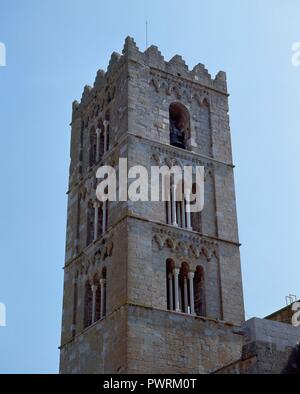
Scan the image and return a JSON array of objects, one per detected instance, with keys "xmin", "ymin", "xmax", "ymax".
[
  {"xmin": 127, "ymin": 214, "xmax": 241, "ymax": 248},
  {"xmin": 127, "ymin": 132, "xmax": 235, "ymax": 168},
  {"xmin": 64, "ymin": 228, "xmax": 115, "ymax": 273},
  {"xmin": 148, "ymin": 66, "xmax": 229, "ymax": 98},
  {"xmin": 64, "ymin": 212, "xmax": 240, "ymax": 272},
  {"xmin": 67, "ymin": 131, "xmax": 234, "ymax": 195}
]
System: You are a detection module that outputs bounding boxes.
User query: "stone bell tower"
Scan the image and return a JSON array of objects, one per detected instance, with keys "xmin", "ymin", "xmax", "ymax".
[{"xmin": 59, "ymin": 37, "xmax": 245, "ymax": 374}]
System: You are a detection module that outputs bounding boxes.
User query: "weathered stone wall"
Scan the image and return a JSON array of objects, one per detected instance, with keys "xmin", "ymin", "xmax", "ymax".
[
  {"xmin": 216, "ymin": 318, "xmax": 300, "ymax": 374},
  {"xmin": 60, "ymin": 219, "xmax": 128, "ymax": 352},
  {"xmin": 60, "ymin": 303, "xmax": 244, "ymax": 374},
  {"xmin": 60, "ymin": 305, "xmax": 127, "ymax": 374},
  {"xmin": 126, "ymin": 305, "xmax": 244, "ymax": 374},
  {"xmin": 242, "ymin": 318, "xmax": 300, "ymax": 354}
]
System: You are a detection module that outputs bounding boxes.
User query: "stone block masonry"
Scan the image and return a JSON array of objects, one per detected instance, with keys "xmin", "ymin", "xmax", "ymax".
[{"xmin": 60, "ymin": 36, "xmax": 246, "ymax": 374}]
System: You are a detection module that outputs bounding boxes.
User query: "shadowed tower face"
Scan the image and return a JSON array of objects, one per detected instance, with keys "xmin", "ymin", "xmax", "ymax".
[{"xmin": 59, "ymin": 37, "xmax": 245, "ymax": 374}]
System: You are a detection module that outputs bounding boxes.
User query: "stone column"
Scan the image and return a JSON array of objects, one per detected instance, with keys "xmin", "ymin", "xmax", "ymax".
[
  {"xmin": 176, "ymin": 202, "xmax": 182, "ymax": 227},
  {"xmin": 96, "ymin": 128, "xmax": 101, "ymax": 162},
  {"xmin": 100, "ymin": 279, "xmax": 106, "ymax": 318},
  {"xmin": 183, "ymin": 276, "xmax": 188, "ymax": 313},
  {"xmin": 103, "ymin": 120, "xmax": 109, "ymax": 153},
  {"xmin": 168, "ymin": 273, "xmax": 174, "ymax": 310},
  {"xmin": 185, "ymin": 189, "xmax": 192, "ymax": 230},
  {"xmin": 171, "ymin": 184, "xmax": 178, "ymax": 227},
  {"xmin": 71, "ymin": 278, "xmax": 77, "ymax": 336},
  {"xmin": 91, "ymin": 284, "xmax": 97, "ymax": 323},
  {"xmin": 173, "ymin": 268, "xmax": 180, "ymax": 312},
  {"xmin": 93, "ymin": 202, "xmax": 99, "ymax": 241},
  {"xmin": 102, "ymin": 201, "xmax": 107, "ymax": 234},
  {"xmin": 74, "ymin": 239, "xmax": 79, "ymax": 255},
  {"xmin": 167, "ymin": 201, "xmax": 172, "ymax": 225},
  {"xmin": 181, "ymin": 200, "xmax": 186, "ymax": 228},
  {"xmin": 188, "ymin": 272, "xmax": 195, "ymax": 315}
]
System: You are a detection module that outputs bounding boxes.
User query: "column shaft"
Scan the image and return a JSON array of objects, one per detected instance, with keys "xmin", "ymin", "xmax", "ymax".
[
  {"xmin": 173, "ymin": 268, "xmax": 180, "ymax": 312},
  {"xmin": 167, "ymin": 201, "xmax": 172, "ymax": 225},
  {"xmin": 102, "ymin": 201, "xmax": 107, "ymax": 234},
  {"xmin": 168, "ymin": 273, "xmax": 174, "ymax": 310},
  {"xmin": 171, "ymin": 185, "xmax": 178, "ymax": 227},
  {"xmin": 91, "ymin": 284, "xmax": 97, "ymax": 323},
  {"xmin": 93, "ymin": 203, "xmax": 99, "ymax": 241},
  {"xmin": 100, "ymin": 279, "xmax": 105, "ymax": 318},
  {"xmin": 103, "ymin": 121, "xmax": 109, "ymax": 153},
  {"xmin": 185, "ymin": 190, "xmax": 192, "ymax": 230},
  {"xmin": 188, "ymin": 272, "xmax": 195, "ymax": 315},
  {"xmin": 183, "ymin": 277, "xmax": 188, "ymax": 313},
  {"xmin": 96, "ymin": 128, "xmax": 101, "ymax": 162},
  {"xmin": 181, "ymin": 200, "xmax": 186, "ymax": 228}
]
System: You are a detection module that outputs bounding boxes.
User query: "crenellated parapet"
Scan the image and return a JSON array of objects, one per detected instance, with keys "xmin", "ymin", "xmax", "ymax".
[
  {"xmin": 121, "ymin": 36, "xmax": 227, "ymax": 93},
  {"xmin": 72, "ymin": 36, "xmax": 227, "ymax": 120}
]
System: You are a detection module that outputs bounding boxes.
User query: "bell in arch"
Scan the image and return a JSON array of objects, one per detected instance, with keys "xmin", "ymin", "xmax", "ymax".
[
  {"xmin": 169, "ymin": 102, "xmax": 190, "ymax": 150},
  {"xmin": 170, "ymin": 120, "xmax": 185, "ymax": 149}
]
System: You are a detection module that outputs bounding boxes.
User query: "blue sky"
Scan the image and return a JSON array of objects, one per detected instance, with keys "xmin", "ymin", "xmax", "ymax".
[{"xmin": 0, "ymin": 0, "xmax": 300, "ymax": 373}]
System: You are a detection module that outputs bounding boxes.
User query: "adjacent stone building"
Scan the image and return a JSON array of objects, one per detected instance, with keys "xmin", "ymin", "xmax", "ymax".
[{"xmin": 59, "ymin": 37, "xmax": 300, "ymax": 374}]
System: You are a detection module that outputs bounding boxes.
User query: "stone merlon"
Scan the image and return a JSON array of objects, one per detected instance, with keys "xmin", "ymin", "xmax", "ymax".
[{"xmin": 72, "ymin": 36, "xmax": 228, "ymax": 116}]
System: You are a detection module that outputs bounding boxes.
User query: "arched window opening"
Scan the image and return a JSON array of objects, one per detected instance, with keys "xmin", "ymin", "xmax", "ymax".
[
  {"xmin": 94, "ymin": 120, "xmax": 104, "ymax": 164},
  {"xmin": 169, "ymin": 102, "xmax": 190, "ymax": 150},
  {"xmin": 93, "ymin": 275, "xmax": 101, "ymax": 322},
  {"xmin": 83, "ymin": 269, "xmax": 107, "ymax": 328},
  {"xmin": 86, "ymin": 200, "xmax": 95, "ymax": 246},
  {"xmin": 165, "ymin": 261, "xmax": 196, "ymax": 316},
  {"xmin": 98, "ymin": 120, "xmax": 105, "ymax": 158},
  {"xmin": 198, "ymin": 98, "xmax": 212, "ymax": 157},
  {"xmin": 97, "ymin": 179, "xmax": 109, "ymax": 236},
  {"xmin": 194, "ymin": 266, "xmax": 206, "ymax": 317},
  {"xmin": 166, "ymin": 259, "xmax": 175, "ymax": 311},
  {"xmin": 104, "ymin": 111, "xmax": 110, "ymax": 152},
  {"xmin": 89, "ymin": 200, "xmax": 106, "ymax": 243},
  {"xmin": 84, "ymin": 280, "xmax": 93, "ymax": 328},
  {"xmin": 95, "ymin": 114, "xmax": 109, "ymax": 163},
  {"xmin": 179, "ymin": 263, "xmax": 190, "ymax": 313},
  {"xmin": 89, "ymin": 127, "xmax": 97, "ymax": 167},
  {"xmin": 191, "ymin": 182, "xmax": 202, "ymax": 233},
  {"xmin": 177, "ymin": 180, "xmax": 186, "ymax": 229},
  {"xmin": 72, "ymin": 277, "xmax": 78, "ymax": 337},
  {"xmin": 79, "ymin": 121, "xmax": 84, "ymax": 175},
  {"xmin": 97, "ymin": 202, "xmax": 103, "ymax": 238},
  {"xmin": 101, "ymin": 267, "xmax": 107, "ymax": 318},
  {"xmin": 176, "ymin": 201, "xmax": 182, "ymax": 228},
  {"xmin": 75, "ymin": 194, "xmax": 82, "ymax": 254},
  {"xmin": 104, "ymin": 199, "xmax": 109, "ymax": 233},
  {"xmin": 165, "ymin": 201, "xmax": 170, "ymax": 224},
  {"xmin": 164, "ymin": 174, "xmax": 172, "ymax": 225},
  {"xmin": 166, "ymin": 179, "xmax": 189, "ymax": 230}
]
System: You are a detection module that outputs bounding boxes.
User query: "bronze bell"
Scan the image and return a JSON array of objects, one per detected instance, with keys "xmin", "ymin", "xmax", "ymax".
[{"xmin": 170, "ymin": 121, "xmax": 185, "ymax": 149}]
